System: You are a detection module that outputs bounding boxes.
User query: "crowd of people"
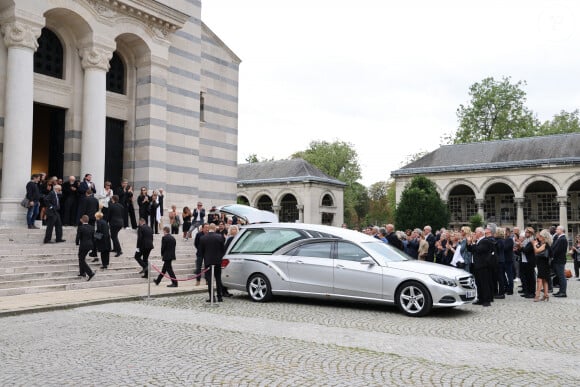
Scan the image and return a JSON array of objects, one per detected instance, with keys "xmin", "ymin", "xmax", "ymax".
[
  {"xmin": 23, "ymin": 173, "xmax": 237, "ymax": 300},
  {"xmin": 362, "ymin": 223, "xmax": 576, "ymax": 306}
]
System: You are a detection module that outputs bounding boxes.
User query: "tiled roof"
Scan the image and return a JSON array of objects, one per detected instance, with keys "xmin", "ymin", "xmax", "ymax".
[
  {"xmin": 238, "ymin": 159, "xmax": 346, "ymax": 186},
  {"xmin": 392, "ymin": 133, "xmax": 580, "ymax": 176}
]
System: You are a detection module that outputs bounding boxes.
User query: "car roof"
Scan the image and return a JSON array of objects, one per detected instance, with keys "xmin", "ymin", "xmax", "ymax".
[{"xmin": 241, "ymin": 222, "xmax": 378, "ymax": 243}]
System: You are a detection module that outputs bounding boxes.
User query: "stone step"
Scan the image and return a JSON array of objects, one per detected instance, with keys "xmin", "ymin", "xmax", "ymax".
[
  {"xmin": 0, "ymin": 266, "xmax": 195, "ymax": 290},
  {"xmin": 0, "ymin": 260, "xmax": 195, "ymax": 276},
  {"xmin": 0, "ymin": 277, "xmax": 155, "ymax": 297}
]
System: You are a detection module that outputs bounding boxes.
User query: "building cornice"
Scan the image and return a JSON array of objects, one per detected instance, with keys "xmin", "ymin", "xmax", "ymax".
[
  {"xmin": 391, "ymin": 157, "xmax": 580, "ymax": 177},
  {"xmin": 85, "ymin": 0, "xmax": 189, "ymax": 37}
]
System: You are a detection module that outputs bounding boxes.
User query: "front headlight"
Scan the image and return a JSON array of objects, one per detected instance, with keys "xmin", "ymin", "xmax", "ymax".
[{"xmin": 429, "ymin": 274, "xmax": 457, "ymax": 287}]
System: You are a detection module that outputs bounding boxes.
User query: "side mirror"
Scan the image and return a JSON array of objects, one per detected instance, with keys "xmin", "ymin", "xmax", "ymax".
[{"xmin": 360, "ymin": 257, "xmax": 374, "ymax": 265}]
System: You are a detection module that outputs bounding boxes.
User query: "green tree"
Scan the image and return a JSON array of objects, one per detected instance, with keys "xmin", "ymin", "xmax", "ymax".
[
  {"xmin": 540, "ymin": 109, "xmax": 580, "ymax": 135},
  {"xmin": 469, "ymin": 213, "xmax": 483, "ymax": 231},
  {"xmin": 245, "ymin": 153, "xmax": 274, "ymax": 163},
  {"xmin": 448, "ymin": 76, "xmax": 539, "ymax": 144},
  {"xmin": 292, "ymin": 140, "xmax": 364, "ymax": 224},
  {"xmin": 367, "ymin": 180, "xmax": 395, "ymax": 226},
  {"xmin": 395, "ymin": 176, "xmax": 449, "ymax": 231}
]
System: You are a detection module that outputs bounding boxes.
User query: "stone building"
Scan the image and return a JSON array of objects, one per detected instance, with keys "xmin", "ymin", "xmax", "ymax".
[
  {"xmin": 0, "ymin": 0, "xmax": 239, "ymax": 225},
  {"xmin": 391, "ymin": 133, "xmax": 580, "ymax": 236},
  {"xmin": 237, "ymin": 159, "xmax": 345, "ymax": 226}
]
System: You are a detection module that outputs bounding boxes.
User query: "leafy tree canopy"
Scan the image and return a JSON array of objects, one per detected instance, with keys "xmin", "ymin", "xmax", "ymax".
[
  {"xmin": 395, "ymin": 176, "xmax": 449, "ymax": 231},
  {"xmin": 540, "ymin": 109, "xmax": 580, "ymax": 135},
  {"xmin": 450, "ymin": 76, "xmax": 539, "ymax": 144},
  {"xmin": 292, "ymin": 140, "xmax": 364, "ymax": 226}
]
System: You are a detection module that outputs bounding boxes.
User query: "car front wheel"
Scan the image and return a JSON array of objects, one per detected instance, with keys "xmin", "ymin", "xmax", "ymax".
[
  {"xmin": 396, "ymin": 281, "xmax": 432, "ymax": 317},
  {"xmin": 247, "ymin": 274, "xmax": 273, "ymax": 302}
]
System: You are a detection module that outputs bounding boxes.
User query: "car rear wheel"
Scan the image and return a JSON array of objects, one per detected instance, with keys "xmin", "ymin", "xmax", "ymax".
[
  {"xmin": 247, "ymin": 274, "xmax": 273, "ymax": 302},
  {"xmin": 396, "ymin": 281, "xmax": 432, "ymax": 317}
]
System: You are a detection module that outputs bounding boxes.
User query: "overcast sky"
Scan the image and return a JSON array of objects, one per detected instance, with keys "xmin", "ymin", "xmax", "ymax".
[{"xmin": 202, "ymin": 0, "xmax": 580, "ymax": 186}]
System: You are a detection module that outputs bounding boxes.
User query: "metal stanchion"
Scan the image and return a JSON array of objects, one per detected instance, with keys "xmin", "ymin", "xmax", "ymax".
[
  {"xmin": 206, "ymin": 265, "xmax": 218, "ymax": 307},
  {"xmin": 147, "ymin": 260, "xmax": 151, "ymax": 300}
]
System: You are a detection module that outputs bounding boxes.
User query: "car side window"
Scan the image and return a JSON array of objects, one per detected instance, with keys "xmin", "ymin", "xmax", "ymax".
[
  {"xmin": 291, "ymin": 242, "xmax": 333, "ymax": 259},
  {"xmin": 336, "ymin": 241, "xmax": 369, "ymax": 262},
  {"xmin": 230, "ymin": 228, "xmax": 305, "ymax": 254}
]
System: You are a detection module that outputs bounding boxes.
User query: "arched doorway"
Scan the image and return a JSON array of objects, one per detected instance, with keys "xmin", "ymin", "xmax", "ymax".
[
  {"xmin": 484, "ymin": 183, "xmax": 516, "ymax": 226},
  {"xmin": 447, "ymin": 184, "xmax": 476, "ymax": 229},
  {"xmin": 280, "ymin": 193, "xmax": 298, "ymax": 222},
  {"xmin": 257, "ymin": 195, "xmax": 273, "ymax": 212},
  {"xmin": 32, "ymin": 28, "xmax": 66, "ymax": 177},
  {"xmin": 237, "ymin": 195, "xmax": 250, "ymax": 206},
  {"xmin": 321, "ymin": 194, "xmax": 334, "ymax": 225},
  {"xmin": 524, "ymin": 181, "xmax": 558, "ymax": 231},
  {"xmin": 567, "ymin": 180, "xmax": 580, "ymax": 236}
]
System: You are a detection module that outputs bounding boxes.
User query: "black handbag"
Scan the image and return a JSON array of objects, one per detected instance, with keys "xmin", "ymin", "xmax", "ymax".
[{"xmin": 20, "ymin": 198, "xmax": 30, "ymax": 208}]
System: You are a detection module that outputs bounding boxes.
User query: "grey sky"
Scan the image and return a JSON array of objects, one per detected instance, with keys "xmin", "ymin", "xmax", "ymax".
[{"xmin": 202, "ymin": 0, "xmax": 580, "ymax": 185}]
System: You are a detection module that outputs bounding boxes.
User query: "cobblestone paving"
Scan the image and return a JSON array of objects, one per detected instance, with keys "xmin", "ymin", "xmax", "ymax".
[{"xmin": 1, "ymin": 279, "xmax": 580, "ymax": 386}]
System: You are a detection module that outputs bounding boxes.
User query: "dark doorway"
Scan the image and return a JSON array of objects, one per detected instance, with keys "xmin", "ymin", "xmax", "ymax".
[
  {"xmin": 105, "ymin": 117, "xmax": 125, "ymax": 190},
  {"xmin": 32, "ymin": 103, "xmax": 65, "ymax": 178}
]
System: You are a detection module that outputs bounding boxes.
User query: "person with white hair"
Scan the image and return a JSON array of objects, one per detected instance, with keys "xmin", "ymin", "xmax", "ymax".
[{"xmin": 467, "ymin": 227, "xmax": 497, "ymax": 307}]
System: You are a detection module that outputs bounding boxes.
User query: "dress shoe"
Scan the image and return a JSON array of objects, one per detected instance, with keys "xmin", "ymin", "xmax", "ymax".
[
  {"xmin": 31, "ymin": 225, "xmax": 40, "ymax": 229},
  {"xmin": 517, "ymin": 290, "xmax": 524, "ymax": 294},
  {"xmin": 141, "ymin": 272, "xmax": 148, "ymax": 278},
  {"xmin": 524, "ymin": 294, "xmax": 535, "ymax": 298},
  {"xmin": 138, "ymin": 269, "xmax": 145, "ymax": 274},
  {"xmin": 43, "ymin": 240, "xmax": 54, "ymax": 244},
  {"xmin": 166, "ymin": 284, "xmax": 178, "ymax": 288},
  {"xmin": 115, "ymin": 252, "xmax": 123, "ymax": 257},
  {"xmin": 506, "ymin": 291, "xmax": 513, "ymax": 295},
  {"xmin": 494, "ymin": 294, "xmax": 505, "ymax": 299},
  {"xmin": 154, "ymin": 280, "xmax": 160, "ymax": 286},
  {"xmin": 87, "ymin": 272, "xmax": 95, "ymax": 281},
  {"xmin": 100, "ymin": 266, "xmax": 107, "ymax": 270},
  {"xmin": 472, "ymin": 301, "xmax": 482, "ymax": 305},
  {"xmin": 91, "ymin": 258, "xmax": 99, "ymax": 262},
  {"xmin": 223, "ymin": 292, "xmax": 233, "ymax": 297},
  {"xmin": 77, "ymin": 273, "xmax": 86, "ymax": 277},
  {"xmin": 482, "ymin": 302, "xmax": 491, "ymax": 307},
  {"xmin": 55, "ymin": 239, "xmax": 66, "ymax": 243},
  {"xmin": 554, "ymin": 293, "xmax": 567, "ymax": 298},
  {"xmin": 217, "ymin": 298, "xmax": 223, "ymax": 302}
]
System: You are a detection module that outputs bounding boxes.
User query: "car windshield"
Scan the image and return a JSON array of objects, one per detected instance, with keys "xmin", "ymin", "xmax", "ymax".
[{"xmin": 362, "ymin": 241, "xmax": 409, "ymax": 263}]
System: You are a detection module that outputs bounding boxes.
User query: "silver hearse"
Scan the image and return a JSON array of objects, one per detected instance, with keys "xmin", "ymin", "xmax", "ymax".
[{"xmin": 219, "ymin": 212, "xmax": 475, "ymax": 317}]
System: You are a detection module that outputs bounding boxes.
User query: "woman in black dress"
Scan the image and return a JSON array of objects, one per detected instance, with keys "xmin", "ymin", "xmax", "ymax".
[
  {"xmin": 182, "ymin": 206, "xmax": 192, "ymax": 240},
  {"xmin": 533, "ymin": 229, "xmax": 552, "ymax": 302}
]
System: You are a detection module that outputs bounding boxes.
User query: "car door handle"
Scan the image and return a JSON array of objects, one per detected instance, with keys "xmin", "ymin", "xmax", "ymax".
[
  {"xmin": 336, "ymin": 264, "xmax": 345, "ymax": 269},
  {"xmin": 295, "ymin": 260, "xmax": 304, "ymax": 264}
]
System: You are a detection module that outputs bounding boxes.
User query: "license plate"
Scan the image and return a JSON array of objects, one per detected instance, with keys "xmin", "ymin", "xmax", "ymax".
[{"xmin": 466, "ymin": 290, "xmax": 476, "ymax": 298}]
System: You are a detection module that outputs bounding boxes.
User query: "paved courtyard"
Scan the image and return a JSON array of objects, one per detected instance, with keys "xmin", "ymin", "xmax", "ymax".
[{"xmin": 1, "ymin": 279, "xmax": 580, "ymax": 386}]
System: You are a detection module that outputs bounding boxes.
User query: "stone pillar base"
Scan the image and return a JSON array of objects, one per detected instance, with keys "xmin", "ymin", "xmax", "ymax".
[{"xmin": 0, "ymin": 199, "xmax": 27, "ymax": 227}]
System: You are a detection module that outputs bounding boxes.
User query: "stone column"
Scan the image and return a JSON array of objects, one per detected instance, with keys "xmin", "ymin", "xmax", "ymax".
[
  {"xmin": 0, "ymin": 21, "xmax": 41, "ymax": 225},
  {"xmin": 79, "ymin": 46, "xmax": 113, "ymax": 193},
  {"xmin": 272, "ymin": 205, "xmax": 281, "ymax": 220},
  {"xmin": 514, "ymin": 197, "xmax": 525, "ymax": 231},
  {"xmin": 297, "ymin": 204, "xmax": 304, "ymax": 223},
  {"xmin": 475, "ymin": 199, "xmax": 485, "ymax": 220},
  {"xmin": 557, "ymin": 196, "xmax": 568, "ymax": 234}
]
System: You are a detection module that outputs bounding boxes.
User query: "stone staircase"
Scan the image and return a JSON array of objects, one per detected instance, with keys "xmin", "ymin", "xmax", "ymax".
[{"xmin": 0, "ymin": 226, "xmax": 198, "ymax": 296}]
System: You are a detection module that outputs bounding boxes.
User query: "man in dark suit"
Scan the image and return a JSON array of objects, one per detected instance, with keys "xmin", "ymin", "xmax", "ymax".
[
  {"xmin": 107, "ymin": 195, "xmax": 125, "ymax": 257},
  {"xmin": 552, "ymin": 225, "xmax": 568, "ymax": 297},
  {"xmin": 193, "ymin": 223, "xmax": 209, "ymax": 286},
  {"xmin": 424, "ymin": 225, "xmax": 436, "ymax": 263},
  {"xmin": 154, "ymin": 226, "xmax": 178, "ymax": 287},
  {"xmin": 75, "ymin": 215, "xmax": 95, "ymax": 281},
  {"xmin": 134, "ymin": 218, "xmax": 154, "ymax": 278},
  {"xmin": 43, "ymin": 184, "xmax": 65, "ymax": 244},
  {"xmin": 78, "ymin": 189, "xmax": 99, "ymax": 226},
  {"xmin": 199, "ymin": 223, "xmax": 225, "ymax": 302},
  {"xmin": 467, "ymin": 226, "xmax": 497, "ymax": 307},
  {"xmin": 385, "ymin": 224, "xmax": 404, "ymax": 251},
  {"xmin": 61, "ymin": 176, "xmax": 78, "ymax": 226},
  {"xmin": 26, "ymin": 174, "xmax": 41, "ymax": 229}
]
